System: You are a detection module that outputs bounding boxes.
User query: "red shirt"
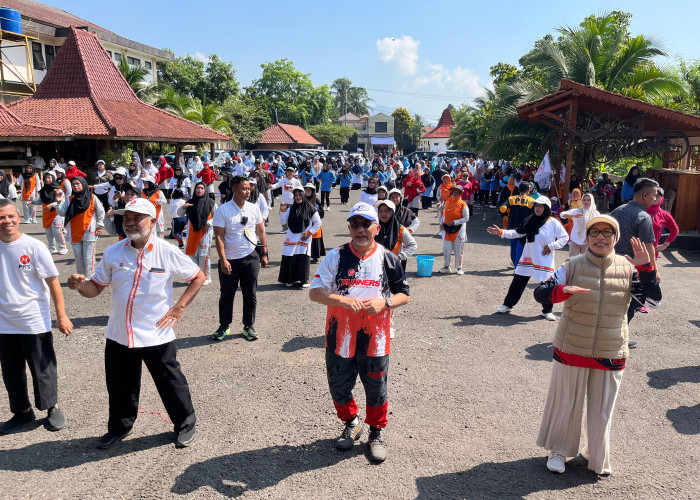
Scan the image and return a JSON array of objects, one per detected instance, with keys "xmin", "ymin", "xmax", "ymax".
[{"xmin": 196, "ymin": 168, "xmax": 218, "ymax": 185}]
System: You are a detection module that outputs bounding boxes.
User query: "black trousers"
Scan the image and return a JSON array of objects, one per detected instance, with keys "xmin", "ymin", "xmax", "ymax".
[
  {"xmin": 503, "ymin": 274, "xmax": 552, "ymax": 313},
  {"xmin": 320, "ymin": 190, "xmax": 331, "ymax": 207},
  {"xmin": 421, "ymin": 196, "xmax": 432, "ymax": 209},
  {"xmin": 105, "ymin": 339, "xmax": 195, "ymax": 434},
  {"xmin": 218, "ymin": 251, "xmax": 260, "ymax": 329},
  {"xmin": 339, "ymin": 187, "xmax": 350, "ymax": 203},
  {"xmin": 0, "ymin": 332, "xmax": 57, "ymax": 413}
]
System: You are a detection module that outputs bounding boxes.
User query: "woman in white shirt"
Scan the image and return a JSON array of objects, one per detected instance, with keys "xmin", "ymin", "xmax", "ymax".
[
  {"xmin": 359, "ymin": 176, "xmax": 379, "ymax": 206},
  {"xmin": 0, "ymin": 170, "xmax": 17, "ymax": 201},
  {"xmin": 560, "ymin": 193, "xmax": 599, "ymax": 256},
  {"xmin": 169, "ymin": 165, "xmax": 191, "ymax": 198},
  {"xmin": 278, "ymin": 186, "xmax": 321, "ymax": 287}
]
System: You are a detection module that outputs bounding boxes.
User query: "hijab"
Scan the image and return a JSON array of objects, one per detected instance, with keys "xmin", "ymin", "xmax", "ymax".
[
  {"xmin": 516, "ymin": 202, "xmax": 552, "ymax": 243},
  {"xmin": 186, "ymin": 182, "xmax": 215, "ymax": 232},
  {"xmin": 173, "ymin": 166, "xmax": 187, "ymax": 188},
  {"xmin": 625, "ymin": 166, "xmax": 640, "ymax": 186},
  {"xmin": 142, "ymin": 180, "xmax": 159, "ymax": 198},
  {"xmin": 64, "ymin": 177, "xmax": 91, "ymax": 224},
  {"xmin": 376, "ymin": 207, "xmax": 401, "ymax": 251},
  {"xmin": 287, "ymin": 189, "xmax": 315, "ymax": 234},
  {"xmin": 39, "ymin": 172, "xmax": 60, "ymax": 204},
  {"xmin": 23, "ymin": 165, "xmax": 35, "ymax": 191},
  {"xmin": 394, "ymin": 201, "xmax": 416, "ymax": 228},
  {"xmin": 0, "ymin": 170, "xmax": 9, "ymax": 197},
  {"xmin": 570, "ymin": 188, "xmax": 582, "ymax": 209},
  {"xmin": 364, "ymin": 179, "xmax": 378, "ymax": 195},
  {"xmin": 248, "ymin": 178, "xmax": 262, "ymax": 204}
]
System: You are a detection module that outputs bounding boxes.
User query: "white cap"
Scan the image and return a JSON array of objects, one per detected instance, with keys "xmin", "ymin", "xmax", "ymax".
[
  {"xmin": 374, "ymin": 199, "xmax": 396, "ymax": 212},
  {"xmin": 142, "ymin": 174, "xmax": 156, "ymax": 185},
  {"xmin": 68, "ymin": 160, "xmax": 76, "ymax": 166},
  {"xmin": 388, "ymin": 188, "xmax": 402, "ymax": 198},
  {"xmin": 347, "ymin": 202, "xmax": 378, "ymax": 223},
  {"xmin": 115, "ymin": 198, "xmax": 156, "ymax": 218},
  {"xmin": 114, "ymin": 167, "xmax": 127, "ymax": 176},
  {"xmin": 534, "ymin": 196, "xmax": 551, "ymax": 208}
]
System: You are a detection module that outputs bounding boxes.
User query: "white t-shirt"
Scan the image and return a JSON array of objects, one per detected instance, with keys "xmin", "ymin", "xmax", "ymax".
[
  {"xmin": 91, "ymin": 234, "xmax": 200, "ymax": 348},
  {"xmin": 212, "ymin": 200, "xmax": 262, "ymax": 260},
  {"xmin": 0, "ymin": 234, "xmax": 58, "ymax": 334}
]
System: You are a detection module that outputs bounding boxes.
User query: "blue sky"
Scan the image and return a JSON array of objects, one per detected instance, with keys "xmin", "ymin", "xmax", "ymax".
[{"xmin": 52, "ymin": 0, "xmax": 700, "ymax": 124}]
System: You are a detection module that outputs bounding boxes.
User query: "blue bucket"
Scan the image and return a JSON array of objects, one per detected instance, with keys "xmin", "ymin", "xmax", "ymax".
[
  {"xmin": 0, "ymin": 8, "xmax": 22, "ymax": 35},
  {"xmin": 415, "ymin": 255, "xmax": 435, "ymax": 277}
]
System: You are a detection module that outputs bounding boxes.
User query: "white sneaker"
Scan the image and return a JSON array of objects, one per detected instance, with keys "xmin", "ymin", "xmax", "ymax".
[
  {"xmin": 496, "ymin": 305, "xmax": 512, "ymax": 314},
  {"xmin": 285, "ymin": 283, "xmax": 294, "ymax": 287},
  {"xmin": 542, "ymin": 312, "xmax": 556, "ymax": 321},
  {"xmin": 203, "ymin": 278, "xmax": 212, "ymax": 286},
  {"xmin": 439, "ymin": 266, "xmax": 451, "ymax": 274},
  {"xmin": 301, "ymin": 283, "xmax": 310, "ymax": 288},
  {"xmin": 547, "ymin": 453, "xmax": 566, "ymax": 473},
  {"xmin": 57, "ymin": 250, "xmax": 68, "ymax": 255},
  {"xmin": 456, "ymin": 268, "xmax": 464, "ymax": 275}
]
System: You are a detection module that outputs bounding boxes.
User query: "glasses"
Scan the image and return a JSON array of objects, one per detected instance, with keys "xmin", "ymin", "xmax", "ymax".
[
  {"xmin": 349, "ymin": 218, "xmax": 373, "ymax": 229},
  {"xmin": 588, "ymin": 228, "xmax": 616, "ymax": 238}
]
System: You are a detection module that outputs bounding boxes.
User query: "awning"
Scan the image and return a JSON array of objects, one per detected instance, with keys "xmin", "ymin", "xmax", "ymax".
[{"xmin": 371, "ymin": 136, "xmax": 394, "ymax": 145}]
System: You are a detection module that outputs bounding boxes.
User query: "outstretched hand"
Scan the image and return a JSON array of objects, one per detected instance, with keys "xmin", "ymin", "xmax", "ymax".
[
  {"xmin": 486, "ymin": 225, "xmax": 501, "ymax": 236},
  {"xmin": 625, "ymin": 237, "xmax": 651, "ymax": 267},
  {"xmin": 562, "ymin": 286, "xmax": 590, "ymax": 295}
]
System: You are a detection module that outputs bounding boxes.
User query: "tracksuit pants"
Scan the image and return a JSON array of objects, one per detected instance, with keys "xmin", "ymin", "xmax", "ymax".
[
  {"xmin": 339, "ymin": 187, "xmax": 350, "ymax": 203},
  {"xmin": 72, "ymin": 240, "xmax": 97, "ymax": 279},
  {"xmin": 0, "ymin": 332, "xmax": 58, "ymax": 414},
  {"xmin": 510, "ymin": 239, "xmax": 524, "ymax": 268},
  {"xmin": 326, "ymin": 349, "xmax": 389, "ymax": 429},
  {"xmin": 503, "ymin": 273, "xmax": 553, "ymax": 313},
  {"xmin": 45, "ymin": 220, "xmax": 67, "ymax": 254},
  {"xmin": 218, "ymin": 251, "xmax": 260, "ymax": 329},
  {"xmin": 22, "ymin": 200, "xmax": 36, "ymax": 222},
  {"xmin": 443, "ymin": 239, "xmax": 465, "ymax": 270},
  {"xmin": 105, "ymin": 339, "xmax": 195, "ymax": 435}
]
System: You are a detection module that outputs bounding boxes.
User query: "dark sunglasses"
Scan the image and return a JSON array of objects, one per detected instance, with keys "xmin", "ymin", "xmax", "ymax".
[
  {"xmin": 587, "ymin": 228, "xmax": 615, "ymax": 238},
  {"xmin": 349, "ymin": 218, "xmax": 373, "ymax": 229}
]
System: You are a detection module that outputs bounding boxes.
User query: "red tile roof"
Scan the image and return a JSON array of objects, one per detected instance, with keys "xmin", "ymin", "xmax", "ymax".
[
  {"xmin": 7, "ymin": 27, "xmax": 229, "ymax": 143},
  {"xmin": 422, "ymin": 108, "xmax": 455, "ymax": 139},
  {"xmin": 256, "ymin": 123, "xmax": 321, "ymax": 146},
  {"xmin": 0, "ymin": 103, "xmax": 68, "ymax": 140}
]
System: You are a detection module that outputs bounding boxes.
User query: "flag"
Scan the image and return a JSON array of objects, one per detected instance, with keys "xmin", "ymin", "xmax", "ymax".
[
  {"xmin": 560, "ymin": 164, "xmax": 566, "ymax": 183},
  {"xmin": 534, "ymin": 152, "xmax": 551, "ymax": 189}
]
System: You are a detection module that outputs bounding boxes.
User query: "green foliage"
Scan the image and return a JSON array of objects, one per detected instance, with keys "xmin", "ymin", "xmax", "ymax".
[
  {"xmin": 331, "ymin": 78, "xmax": 373, "ymax": 117},
  {"xmin": 409, "ymin": 113, "xmax": 426, "ymax": 147},
  {"xmin": 220, "ymin": 96, "xmax": 271, "ymax": 148},
  {"xmin": 307, "ymin": 124, "xmax": 356, "ymax": 149},
  {"xmin": 391, "ymin": 107, "xmax": 413, "ymax": 152},
  {"xmin": 182, "ymin": 102, "xmax": 232, "ymax": 135},
  {"xmin": 97, "ymin": 146, "xmax": 133, "ymax": 168},
  {"xmin": 117, "ymin": 57, "xmax": 155, "ymax": 100},
  {"xmin": 490, "ymin": 62, "xmax": 520, "ymax": 85},
  {"xmin": 158, "ymin": 54, "xmax": 239, "ymax": 105}
]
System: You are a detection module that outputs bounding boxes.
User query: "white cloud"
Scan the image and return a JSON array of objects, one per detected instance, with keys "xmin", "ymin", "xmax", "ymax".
[
  {"xmin": 376, "ymin": 36, "xmax": 419, "ymax": 76},
  {"xmin": 193, "ymin": 52, "xmax": 208, "ymax": 63},
  {"xmin": 416, "ymin": 63, "xmax": 483, "ymax": 97}
]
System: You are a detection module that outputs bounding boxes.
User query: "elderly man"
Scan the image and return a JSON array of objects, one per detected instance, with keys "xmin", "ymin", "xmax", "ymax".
[
  {"xmin": 309, "ymin": 202, "xmax": 410, "ymax": 463},
  {"xmin": 0, "ymin": 199, "xmax": 72, "ymax": 434},
  {"xmin": 68, "ymin": 198, "xmax": 206, "ymax": 449}
]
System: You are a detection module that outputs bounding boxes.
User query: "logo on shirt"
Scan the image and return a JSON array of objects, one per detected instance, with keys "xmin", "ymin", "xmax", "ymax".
[
  {"xmin": 348, "ymin": 269, "xmax": 355, "ymax": 277},
  {"xmin": 18, "ymin": 254, "xmax": 31, "ymax": 271}
]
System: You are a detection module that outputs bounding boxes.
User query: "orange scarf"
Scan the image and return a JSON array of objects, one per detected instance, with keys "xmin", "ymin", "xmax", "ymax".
[
  {"xmin": 185, "ymin": 212, "xmax": 213, "ymax": 256},
  {"xmin": 443, "ymin": 196, "xmax": 466, "ymax": 242},
  {"xmin": 21, "ymin": 174, "xmax": 37, "ymax": 201},
  {"xmin": 440, "ymin": 180, "xmax": 453, "ymax": 202},
  {"xmin": 69, "ymin": 196, "xmax": 95, "ymax": 243},
  {"xmin": 143, "ymin": 191, "xmax": 162, "ymax": 219}
]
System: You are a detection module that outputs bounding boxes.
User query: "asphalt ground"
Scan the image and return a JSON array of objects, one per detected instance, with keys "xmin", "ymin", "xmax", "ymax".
[{"xmin": 0, "ymin": 189, "xmax": 698, "ymax": 499}]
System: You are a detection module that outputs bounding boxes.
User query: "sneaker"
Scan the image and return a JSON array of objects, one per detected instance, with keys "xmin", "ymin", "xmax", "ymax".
[
  {"xmin": 175, "ymin": 426, "xmax": 196, "ymax": 448},
  {"xmin": 301, "ymin": 283, "xmax": 310, "ymax": 288},
  {"xmin": 439, "ymin": 266, "xmax": 451, "ymax": 274},
  {"xmin": 496, "ymin": 305, "xmax": 512, "ymax": 314},
  {"xmin": 212, "ymin": 325, "xmax": 230, "ymax": 341},
  {"xmin": 46, "ymin": 406, "xmax": 65, "ymax": 431},
  {"xmin": 178, "ymin": 242, "xmax": 184, "ymax": 249},
  {"xmin": 285, "ymin": 283, "xmax": 294, "ymax": 287},
  {"xmin": 628, "ymin": 340, "xmax": 638, "ymax": 349},
  {"xmin": 97, "ymin": 428, "xmax": 132, "ymax": 449},
  {"xmin": 203, "ymin": 278, "xmax": 212, "ymax": 286},
  {"xmin": 368, "ymin": 427, "xmax": 387, "ymax": 462},
  {"xmin": 547, "ymin": 452, "xmax": 566, "ymax": 473},
  {"xmin": 456, "ymin": 268, "xmax": 464, "ymax": 275},
  {"xmin": 279, "ymin": 229, "xmax": 287, "ymax": 234},
  {"xmin": 542, "ymin": 312, "xmax": 556, "ymax": 321},
  {"xmin": 58, "ymin": 250, "xmax": 68, "ymax": 255},
  {"xmin": 336, "ymin": 416, "xmax": 364, "ymax": 450},
  {"xmin": 0, "ymin": 410, "xmax": 36, "ymax": 434},
  {"xmin": 639, "ymin": 306, "xmax": 649, "ymax": 314},
  {"xmin": 241, "ymin": 326, "xmax": 259, "ymax": 341},
  {"xmin": 390, "ymin": 327, "xmax": 395, "ymax": 339},
  {"xmin": 325, "ymin": 207, "xmax": 331, "ymax": 212}
]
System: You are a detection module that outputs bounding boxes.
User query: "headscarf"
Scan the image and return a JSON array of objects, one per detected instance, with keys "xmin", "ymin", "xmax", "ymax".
[
  {"xmin": 39, "ymin": 172, "xmax": 60, "ymax": 204},
  {"xmin": 646, "ymin": 193, "xmax": 664, "ymax": 218},
  {"xmin": 0, "ymin": 170, "xmax": 9, "ymax": 198},
  {"xmin": 580, "ymin": 193, "xmax": 598, "ymax": 228},
  {"xmin": 570, "ymin": 188, "xmax": 582, "ymax": 209},
  {"xmin": 394, "ymin": 201, "xmax": 416, "ymax": 228},
  {"xmin": 516, "ymin": 201, "xmax": 552, "ymax": 242},
  {"xmin": 248, "ymin": 177, "xmax": 262, "ymax": 204},
  {"xmin": 364, "ymin": 178, "xmax": 378, "ymax": 195},
  {"xmin": 376, "ymin": 205, "xmax": 401, "ymax": 251},
  {"xmin": 23, "ymin": 165, "xmax": 35, "ymax": 191},
  {"xmin": 173, "ymin": 165, "xmax": 187, "ymax": 189},
  {"xmin": 186, "ymin": 182, "xmax": 215, "ymax": 232},
  {"xmin": 287, "ymin": 188, "xmax": 315, "ymax": 234},
  {"xmin": 142, "ymin": 178, "xmax": 159, "ymax": 198},
  {"xmin": 64, "ymin": 177, "xmax": 91, "ymax": 224},
  {"xmin": 625, "ymin": 166, "xmax": 640, "ymax": 186}
]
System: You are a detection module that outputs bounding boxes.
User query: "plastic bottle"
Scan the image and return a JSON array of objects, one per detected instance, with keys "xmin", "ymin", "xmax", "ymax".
[{"xmin": 483, "ymin": 211, "xmax": 487, "ymax": 221}]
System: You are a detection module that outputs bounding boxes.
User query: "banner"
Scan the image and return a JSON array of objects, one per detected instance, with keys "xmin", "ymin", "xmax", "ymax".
[{"xmin": 534, "ymin": 152, "xmax": 551, "ymax": 189}]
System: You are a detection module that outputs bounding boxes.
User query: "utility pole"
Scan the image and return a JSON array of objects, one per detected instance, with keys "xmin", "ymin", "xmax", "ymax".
[{"xmin": 343, "ymin": 88, "xmax": 347, "ymax": 125}]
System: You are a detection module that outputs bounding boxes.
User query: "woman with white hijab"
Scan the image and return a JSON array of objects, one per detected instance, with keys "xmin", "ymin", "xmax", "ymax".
[
  {"xmin": 560, "ymin": 193, "xmax": 599, "ymax": 256},
  {"xmin": 189, "ymin": 156, "xmax": 205, "ymax": 185}
]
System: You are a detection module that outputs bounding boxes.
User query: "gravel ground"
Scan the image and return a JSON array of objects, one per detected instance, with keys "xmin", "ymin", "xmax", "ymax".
[{"xmin": 0, "ymin": 190, "xmax": 698, "ymax": 499}]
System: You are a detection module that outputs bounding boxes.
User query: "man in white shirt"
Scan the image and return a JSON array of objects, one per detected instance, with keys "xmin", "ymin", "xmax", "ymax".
[
  {"xmin": 67, "ymin": 198, "xmax": 206, "ymax": 449},
  {"xmin": 212, "ymin": 176, "xmax": 268, "ymax": 341},
  {"xmin": 0, "ymin": 199, "xmax": 72, "ymax": 434}
]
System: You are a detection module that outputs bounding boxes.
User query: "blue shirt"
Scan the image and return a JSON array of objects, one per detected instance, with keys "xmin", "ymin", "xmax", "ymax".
[{"xmin": 317, "ymin": 170, "xmax": 336, "ymax": 191}]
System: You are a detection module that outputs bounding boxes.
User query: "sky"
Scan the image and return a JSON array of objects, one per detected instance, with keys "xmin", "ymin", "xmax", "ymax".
[{"xmin": 51, "ymin": 0, "xmax": 700, "ymax": 125}]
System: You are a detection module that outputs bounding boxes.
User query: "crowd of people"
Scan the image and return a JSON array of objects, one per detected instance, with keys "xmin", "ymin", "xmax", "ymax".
[{"xmin": 0, "ymin": 149, "xmax": 676, "ymax": 472}]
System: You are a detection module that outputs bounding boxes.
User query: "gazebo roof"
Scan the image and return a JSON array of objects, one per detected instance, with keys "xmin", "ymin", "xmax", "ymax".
[
  {"xmin": 0, "ymin": 103, "xmax": 68, "ymax": 141},
  {"xmin": 256, "ymin": 123, "xmax": 321, "ymax": 146},
  {"xmin": 422, "ymin": 108, "xmax": 455, "ymax": 139},
  {"xmin": 7, "ymin": 27, "xmax": 229, "ymax": 143},
  {"xmin": 517, "ymin": 79, "xmax": 700, "ymax": 136}
]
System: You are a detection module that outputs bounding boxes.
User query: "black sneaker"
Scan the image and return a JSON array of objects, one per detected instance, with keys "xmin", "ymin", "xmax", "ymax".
[
  {"xmin": 212, "ymin": 325, "xmax": 230, "ymax": 341},
  {"xmin": 368, "ymin": 427, "xmax": 387, "ymax": 462},
  {"xmin": 241, "ymin": 326, "xmax": 259, "ymax": 341},
  {"xmin": 46, "ymin": 406, "xmax": 65, "ymax": 431},
  {"xmin": 336, "ymin": 416, "xmax": 364, "ymax": 450},
  {"xmin": 175, "ymin": 426, "xmax": 196, "ymax": 448},
  {"xmin": 0, "ymin": 410, "xmax": 36, "ymax": 434},
  {"xmin": 629, "ymin": 341, "xmax": 638, "ymax": 349},
  {"xmin": 97, "ymin": 428, "xmax": 132, "ymax": 449}
]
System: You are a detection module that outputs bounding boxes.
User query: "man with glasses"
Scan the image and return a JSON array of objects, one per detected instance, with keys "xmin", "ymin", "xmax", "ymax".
[{"xmin": 309, "ymin": 202, "xmax": 410, "ymax": 463}]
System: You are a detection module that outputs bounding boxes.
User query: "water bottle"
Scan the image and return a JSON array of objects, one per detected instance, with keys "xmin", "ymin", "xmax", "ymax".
[{"xmin": 483, "ymin": 211, "xmax": 487, "ymax": 221}]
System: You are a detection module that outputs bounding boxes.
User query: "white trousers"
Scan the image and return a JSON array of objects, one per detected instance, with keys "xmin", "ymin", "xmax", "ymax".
[
  {"xmin": 45, "ymin": 219, "xmax": 67, "ymax": 253},
  {"xmin": 536, "ymin": 361, "xmax": 624, "ymax": 474},
  {"xmin": 22, "ymin": 200, "xmax": 36, "ymax": 222},
  {"xmin": 443, "ymin": 239, "xmax": 465, "ymax": 269},
  {"xmin": 189, "ymin": 255, "xmax": 210, "ymax": 279},
  {"xmin": 71, "ymin": 240, "xmax": 97, "ymax": 279}
]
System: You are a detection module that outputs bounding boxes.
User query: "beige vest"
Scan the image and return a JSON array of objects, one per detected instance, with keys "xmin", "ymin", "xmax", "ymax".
[{"xmin": 553, "ymin": 250, "xmax": 633, "ymax": 359}]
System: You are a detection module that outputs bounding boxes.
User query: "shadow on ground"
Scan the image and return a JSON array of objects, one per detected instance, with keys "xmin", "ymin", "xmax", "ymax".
[
  {"xmin": 414, "ymin": 456, "xmax": 599, "ymax": 500},
  {"xmin": 525, "ymin": 342, "xmax": 553, "ymax": 362},
  {"xmin": 281, "ymin": 335, "xmax": 324, "ymax": 352},
  {"xmin": 70, "ymin": 315, "xmax": 109, "ymax": 328},
  {"xmin": 0, "ymin": 432, "xmax": 172, "ymax": 472},
  {"xmin": 443, "ymin": 313, "xmax": 543, "ymax": 328},
  {"xmin": 171, "ymin": 439, "xmax": 354, "ymax": 497},
  {"xmin": 666, "ymin": 404, "xmax": 700, "ymax": 435},
  {"xmin": 646, "ymin": 365, "xmax": 700, "ymax": 389}
]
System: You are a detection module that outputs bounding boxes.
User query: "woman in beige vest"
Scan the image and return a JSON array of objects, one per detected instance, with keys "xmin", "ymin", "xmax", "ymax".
[{"xmin": 533, "ymin": 214, "xmax": 651, "ymax": 475}]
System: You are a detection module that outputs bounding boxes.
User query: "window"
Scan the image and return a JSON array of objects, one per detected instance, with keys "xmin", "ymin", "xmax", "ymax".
[
  {"xmin": 44, "ymin": 45, "xmax": 55, "ymax": 69},
  {"xmin": 31, "ymin": 42, "xmax": 45, "ymax": 70},
  {"xmin": 54, "ymin": 44, "xmax": 60, "ymax": 55},
  {"xmin": 375, "ymin": 121, "xmax": 387, "ymax": 133},
  {"xmin": 113, "ymin": 52, "xmax": 122, "ymax": 63},
  {"xmin": 687, "ymin": 145, "xmax": 700, "ymax": 171},
  {"xmin": 663, "ymin": 147, "xmax": 682, "ymax": 169},
  {"xmin": 127, "ymin": 56, "xmax": 141, "ymax": 66},
  {"xmin": 144, "ymin": 61, "xmax": 152, "ymax": 70},
  {"xmin": 106, "ymin": 50, "xmax": 112, "ymax": 58}
]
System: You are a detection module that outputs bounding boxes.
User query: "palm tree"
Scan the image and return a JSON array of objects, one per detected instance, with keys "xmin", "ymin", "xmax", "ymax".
[
  {"xmin": 183, "ymin": 101, "xmax": 232, "ymax": 135},
  {"xmin": 117, "ymin": 57, "xmax": 156, "ymax": 101},
  {"xmin": 152, "ymin": 87, "xmax": 194, "ymax": 116},
  {"xmin": 347, "ymin": 86, "xmax": 373, "ymax": 116},
  {"xmin": 331, "ymin": 77, "xmax": 351, "ymax": 116},
  {"xmin": 331, "ymin": 78, "xmax": 373, "ymax": 118}
]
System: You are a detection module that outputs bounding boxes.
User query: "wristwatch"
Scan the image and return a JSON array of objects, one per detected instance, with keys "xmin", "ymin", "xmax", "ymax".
[{"xmin": 384, "ymin": 298, "xmax": 393, "ymax": 309}]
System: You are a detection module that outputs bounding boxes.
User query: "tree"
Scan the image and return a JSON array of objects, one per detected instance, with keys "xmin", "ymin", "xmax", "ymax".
[
  {"xmin": 347, "ymin": 86, "xmax": 373, "ymax": 116},
  {"xmin": 331, "ymin": 77, "xmax": 373, "ymax": 117},
  {"xmin": 307, "ymin": 124, "xmax": 357, "ymax": 149},
  {"xmin": 201, "ymin": 54, "xmax": 240, "ymax": 104},
  {"xmin": 221, "ymin": 96, "xmax": 271, "ymax": 148},
  {"xmin": 182, "ymin": 101, "xmax": 232, "ymax": 135},
  {"xmin": 118, "ymin": 56, "xmax": 155, "ymax": 101},
  {"xmin": 391, "ymin": 107, "xmax": 413, "ymax": 152},
  {"xmin": 331, "ymin": 77, "xmax": 352, "ymax": 116},
  {"xmin": 409, "ymin": 113, "xmax": 427, "ymax": 148},
  {"xmin": 152, "ymin": 86, "xmax": 194, "ymax": 115},
  {"xmin": 158, "ymin": 54, "xmax": 239, "ymax": 105},
  {"xmin": 489, "ymin": 62, "xmax": 520, "ymax": 86}
]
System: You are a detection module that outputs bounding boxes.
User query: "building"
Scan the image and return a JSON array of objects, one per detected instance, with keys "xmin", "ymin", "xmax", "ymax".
[
  {"xmin": 0, "ymin": 0, "xmax": 173, "ymax": 103},
  {"xmin": 254, "ymin": 123, "xmax": 321, "ymax": 150},
  {"xmin": 365, "ymin": 113, "xmax": 395, "ymax": 154},
  {"xmin": 422, "ymin": 107, "xmax": 455, "ymax": 152}
]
